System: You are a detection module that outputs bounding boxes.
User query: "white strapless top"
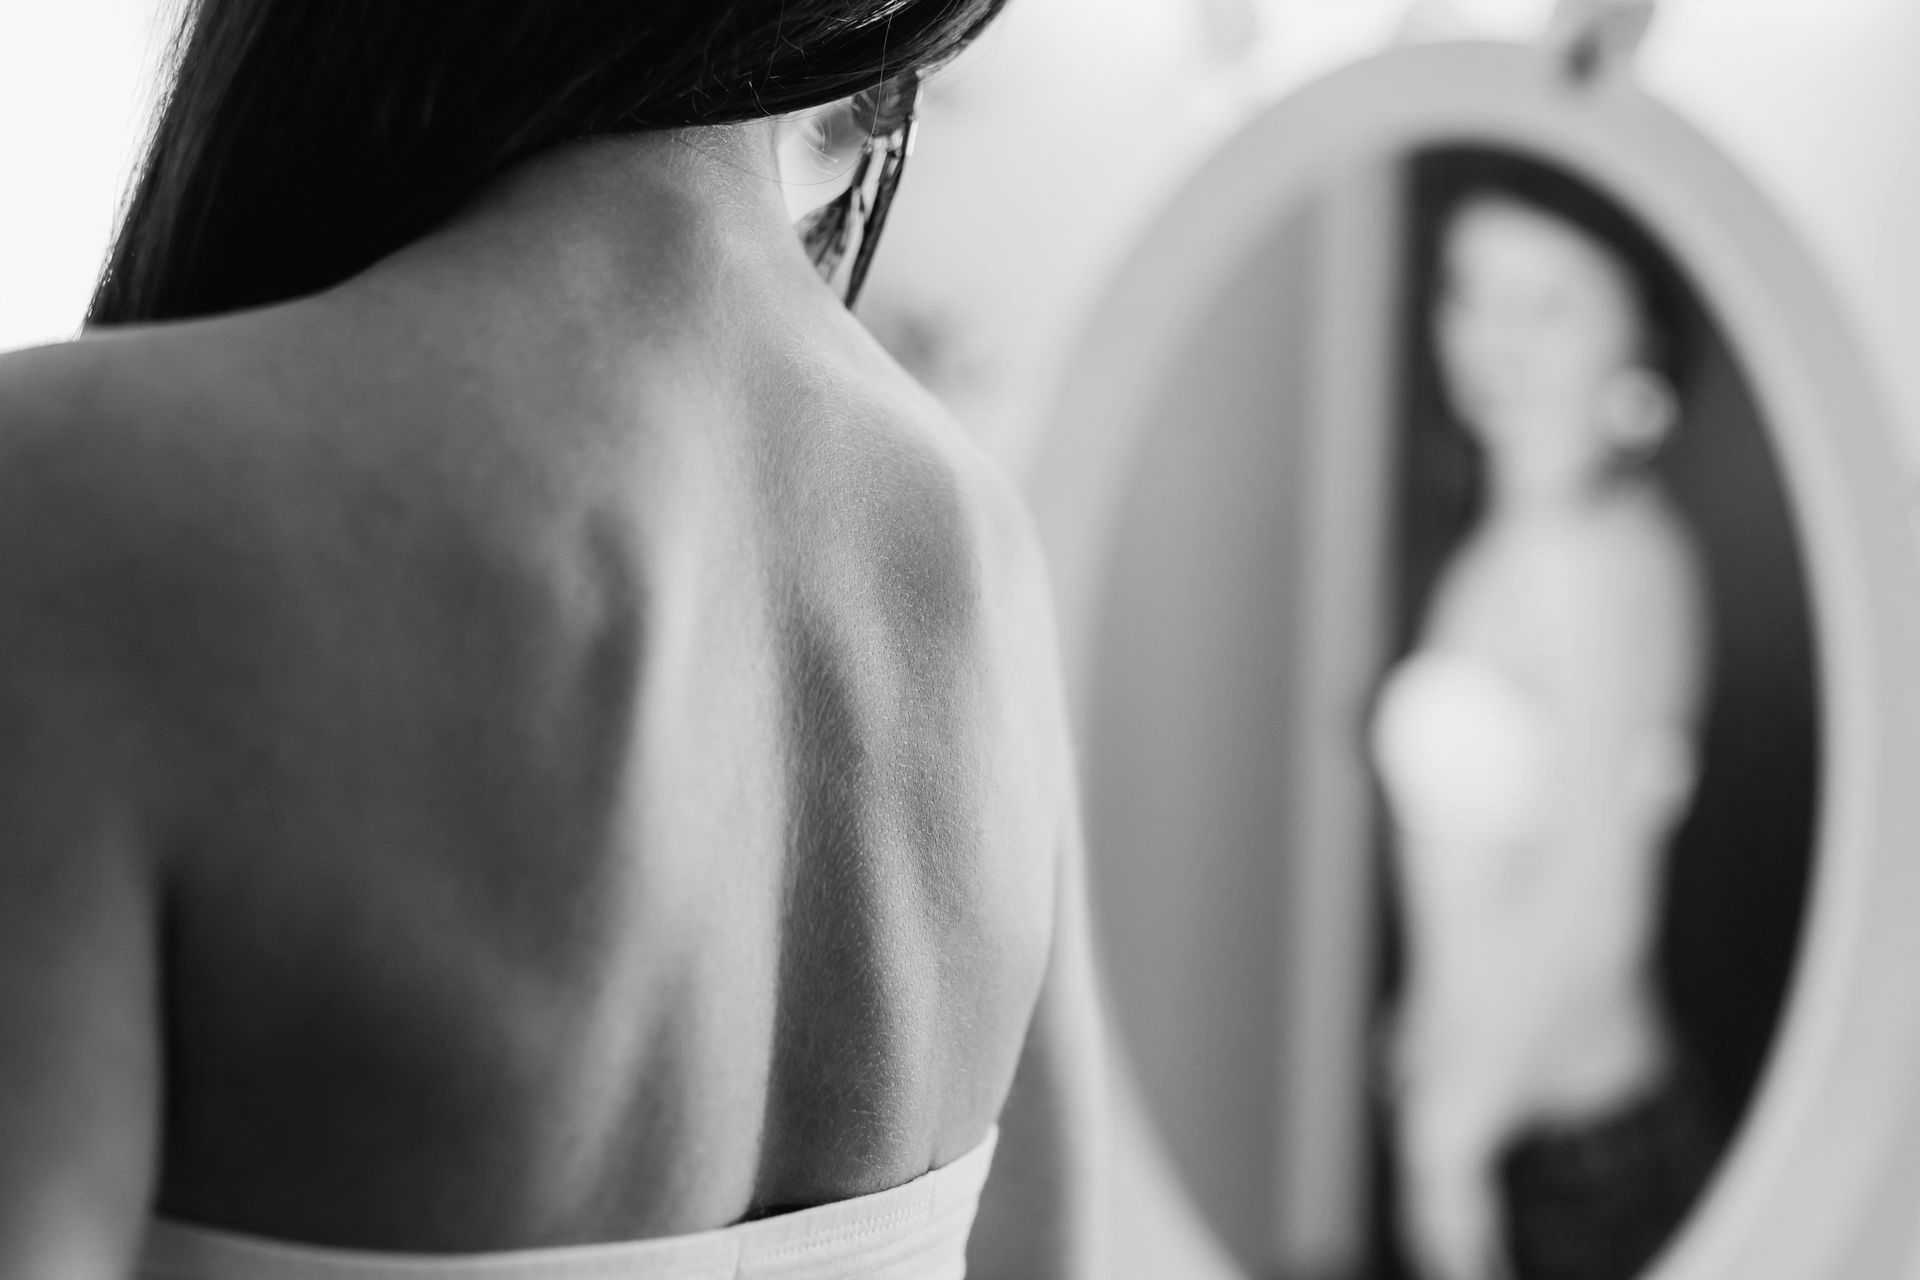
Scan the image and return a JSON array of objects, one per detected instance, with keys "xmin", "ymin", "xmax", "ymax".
[
  {"xmin": 139, "ymin": 1128, "xmax": 998, "ymax": 1280},
  {"xmin": 1372, "ymin": 650, "xmax": 1548, "ymax": 854},
  {"xmin": 1371, "ymin": 649, "xmax": 1697, "ymax": 869}
]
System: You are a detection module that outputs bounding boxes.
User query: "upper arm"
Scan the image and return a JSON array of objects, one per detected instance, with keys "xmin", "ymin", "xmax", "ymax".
[
  {"xmin": 0, "ymin": 364, "xmax": 167, "ymax": 1276},
  {"xmin": 1533, "ymin": 521, "xmax": 1706, "ymax": 803},
  {"xmin": 965, "ymin": 497, "xmax": 1110, "ymax": 1280},
  {"xmin": 967, "ymin": 761, "xmax": 1109, "ymax": 1280},
  {"xmin": 966, "ymin": 529, "xmax": 1246, "ymax": 1280},
  {"xmin": 1515, "ymin": 521, "xmax": 1707, "ymax": 935},
  {"xmin": 0, "ymin": 743, "xmax": 163, "ymax": 1279}
]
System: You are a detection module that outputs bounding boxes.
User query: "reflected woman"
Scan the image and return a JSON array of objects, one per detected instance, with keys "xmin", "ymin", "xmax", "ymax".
[
  {"xmin": 0, "ymin": 4, "xmax": 1110, "ymax": 1279},
  {"xmin": 1373, "ymin": 164, "xmax": 1720, "ymax": 1280}
]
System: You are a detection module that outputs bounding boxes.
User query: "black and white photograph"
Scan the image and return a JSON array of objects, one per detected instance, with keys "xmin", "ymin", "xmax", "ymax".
[{"xmin": 1, "ymin": 3, "xmax": 1918, "ymax": 1279}]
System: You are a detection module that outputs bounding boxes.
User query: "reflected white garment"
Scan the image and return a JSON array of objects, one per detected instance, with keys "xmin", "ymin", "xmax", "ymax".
[
  {"xmin": 1372, "ymin": 650, "xmax": 1547, "ymax": 857},
  {"xmin": 1372, "ymin": 648, "xmax": 1696, "ymax": 876},
  {"xmin": 140, "ymin": 1128, "xmax": 997, "ymax": 1280}
]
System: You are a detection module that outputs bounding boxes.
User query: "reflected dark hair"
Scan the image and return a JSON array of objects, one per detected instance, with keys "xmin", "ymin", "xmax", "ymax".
[
  {"xmin": 89, "ymin": 0, "xmax": 1005, "ymax": 325},
  {"xmin": 1421, "ymin": 145, "xmax": 1693, "ymax": 388}
]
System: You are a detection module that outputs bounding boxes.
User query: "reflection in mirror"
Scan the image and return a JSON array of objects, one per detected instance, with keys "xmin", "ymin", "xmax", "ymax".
[
  {"xmin": 1371, "ymin": 147, "xmax": 1818, "ymax": 1280},
  {"xmin": 1074, "ymin": 139, "xmax": 1820, "ymax": 1280}
]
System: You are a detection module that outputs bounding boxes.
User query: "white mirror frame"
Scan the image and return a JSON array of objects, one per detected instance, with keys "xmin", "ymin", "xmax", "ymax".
[{"xmin": 1031, "ymin": 39, "xmax": 1920, "ymax": 1280}]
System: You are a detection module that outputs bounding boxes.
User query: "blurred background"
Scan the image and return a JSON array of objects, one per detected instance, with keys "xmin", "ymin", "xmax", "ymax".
[{"xmin": 7, "ymin": 3, "xmax": 1920, "ymax": 1279}]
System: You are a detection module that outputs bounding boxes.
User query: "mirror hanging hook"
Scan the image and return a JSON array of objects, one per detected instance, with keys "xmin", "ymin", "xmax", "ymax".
[{"xmin": 1546, "ymin": 0, "xmax": 1659, "ymax": 87}]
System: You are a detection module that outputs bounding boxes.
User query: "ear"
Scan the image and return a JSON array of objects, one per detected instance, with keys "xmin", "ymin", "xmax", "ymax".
[{"xmin": 1603, "ymin": 366, "xmax": 1678, "ymax": 455}]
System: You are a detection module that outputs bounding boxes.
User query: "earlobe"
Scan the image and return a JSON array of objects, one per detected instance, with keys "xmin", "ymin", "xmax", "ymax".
[{"xmin": 1604, "ymin": 366, "xmax": 1679, "ymax": 457}]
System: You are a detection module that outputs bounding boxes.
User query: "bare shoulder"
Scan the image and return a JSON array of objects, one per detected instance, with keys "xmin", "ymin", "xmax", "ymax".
[
  {"xmin": 0, "ymin": 335, "xmax": 201, "ymax": 655},
  {"xmin": 0, "ymin": 329, "xmax": 224, "ymax": 734},
  {"xmin": 0, "ymin": 318, "xmax": 378, "ymax": 768},
  {"xmin": 0, "ymin": 317, "xmax": 292, "ymax": 528},
  {"xmin": 0, "ymin": 338, "xmax": 188, "ymax": 1276},
  {"xmin": 0, "ymin": 337, "xmax": 144, "ymax": 506},
  {"xmin": 1526, "ymin": 482, "xmax": 1709, "ymax": 708},
  {"xmin": 1572, "ymin": 482, "xmax": 1709, "ymax": 641},
  {"xmin": 867, "ymin": 368, "xmax": 1050, "ymax": 595},
  {"xmin": 1494, "ymin": 483, "xmax": 1700, "ymax": 620},
  {"xmin": 849, "ymin": 370, "xmax": 1067, "ymax": 719},
  {"xmin": 774, "ymin": 330, "xmax": 1053, "ymax": 621},
  {"xmin": 930, "ymin": 406, "xmax": 1056, "ymax": 630},
  {"xmin": 0, "ymin": 321, "xmax": 283, "ymax": 586}
]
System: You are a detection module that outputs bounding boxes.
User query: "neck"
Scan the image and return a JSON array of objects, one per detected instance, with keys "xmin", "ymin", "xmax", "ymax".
[
  {"xmin": 365, "ymin": 121, "xmax": 829, "ymax": 333},
  {"xmin": 1486, "ymin": 452, "xmax": 1615, "ymax": 519}
]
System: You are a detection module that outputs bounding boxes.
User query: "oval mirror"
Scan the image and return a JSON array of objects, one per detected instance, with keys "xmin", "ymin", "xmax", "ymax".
[{"xmin": 1031, "ymin": 39, "xmax": 1920, "ymax": 1280}]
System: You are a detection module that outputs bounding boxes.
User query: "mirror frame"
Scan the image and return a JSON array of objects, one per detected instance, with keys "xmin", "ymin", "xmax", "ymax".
[{"xmin": 1029, "ymin": 38, "xmax": 1920, "ymax": 1280}]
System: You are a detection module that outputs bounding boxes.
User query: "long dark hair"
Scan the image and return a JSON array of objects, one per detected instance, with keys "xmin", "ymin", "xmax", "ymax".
[{"xmin": 89, "ymin": 0, "xmax": 1004, "ymax": 326}]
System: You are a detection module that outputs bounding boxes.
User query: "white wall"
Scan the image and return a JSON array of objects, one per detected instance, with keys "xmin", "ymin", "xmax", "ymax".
[
  {"xmin": 0, "ymin": 0, "xmax": 171, "ymax": 351},
  {"xmin": 855, "ymin": 0, "xmax": 1247, "ymax": 474}
]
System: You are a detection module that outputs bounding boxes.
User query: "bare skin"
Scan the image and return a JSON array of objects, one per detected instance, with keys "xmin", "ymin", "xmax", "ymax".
[
  {"xmin": 1382, "ymin": 198, "xmax": 1708, "ymax": 1280},
  {"xmin": 0, "ymin": 121, "xmax": 1104, "ymax": 1279},
  {"xmin": 1390, "ymin": 483, "xmax": 1705, "ymax": 1280}
]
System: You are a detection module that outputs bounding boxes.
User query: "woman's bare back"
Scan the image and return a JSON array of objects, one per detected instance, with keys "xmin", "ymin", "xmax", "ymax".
[{"xmin": 0, "ymin": 209, "xmax": 1067, "ymax": 1256}]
